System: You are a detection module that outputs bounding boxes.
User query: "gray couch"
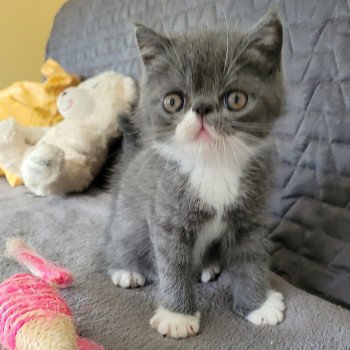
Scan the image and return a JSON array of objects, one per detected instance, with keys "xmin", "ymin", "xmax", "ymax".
[{"xmin": 1, "ymin": 0, "xmax": 349, "ymax": 349}]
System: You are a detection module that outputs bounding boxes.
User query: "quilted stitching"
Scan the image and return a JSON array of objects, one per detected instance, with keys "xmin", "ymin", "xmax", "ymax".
[{"xmin": 47, "ymin": 0, "xmax": 350, "ymax": 306}]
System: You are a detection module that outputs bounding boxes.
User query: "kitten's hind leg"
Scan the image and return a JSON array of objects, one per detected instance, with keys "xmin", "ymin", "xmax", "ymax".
[
  {"xmin": 226, "ymin": 228, "xmax": 285, "ymax": 325},
  {"xmin": 104, "ymin": 211, "xmax": 155, "ymax": 289},
  {"xmin": 201, "ymin": 264, "xmax": 221, "ymax": 283},
  {"xmin": 200, "ymin": 241, "xmax": 221, "ymax": 283}
]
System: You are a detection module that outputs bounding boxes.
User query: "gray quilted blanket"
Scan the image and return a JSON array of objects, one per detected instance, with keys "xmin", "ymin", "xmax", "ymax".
[
  {"xmin": 1, "ymin": 181, "xmax": 350, "ymax": 349},
  {"xmin": 46, "ymin": 0, "xmax": 350, "ymax": 307},
  {"xmin": 1, "ymin": 1, "xmax": 350, "ymax": 349}
]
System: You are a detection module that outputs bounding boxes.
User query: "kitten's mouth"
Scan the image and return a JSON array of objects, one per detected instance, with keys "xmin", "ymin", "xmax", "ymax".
[{"xmin": 194, "ymin": 122, "xmax": 213, "ymax": 142}]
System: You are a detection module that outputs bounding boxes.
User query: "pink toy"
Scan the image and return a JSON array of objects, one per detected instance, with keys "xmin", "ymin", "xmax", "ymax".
[{"xmin": 0, "ymin": 238, "xmax": 104, "ymax": 350}]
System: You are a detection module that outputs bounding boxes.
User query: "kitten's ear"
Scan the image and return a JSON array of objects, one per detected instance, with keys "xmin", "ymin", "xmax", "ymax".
[
  {"xmin": 134, "ymin": 23, "xmax": 170, "ymax": 66},
  {"xmin": 246, "ymin": 11, "xmax": 283, "ymax": 73}
]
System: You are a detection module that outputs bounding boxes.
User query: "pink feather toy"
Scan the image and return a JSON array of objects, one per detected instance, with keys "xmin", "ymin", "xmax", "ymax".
[{"xmin": 0, "ymin": 238, "xmax": 104, "ymax": 350}]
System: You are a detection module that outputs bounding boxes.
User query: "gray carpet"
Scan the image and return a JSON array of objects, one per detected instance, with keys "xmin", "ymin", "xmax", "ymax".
[{"xmin": 0, "ymin": 178, "xmax": 349, "ymax": 350}]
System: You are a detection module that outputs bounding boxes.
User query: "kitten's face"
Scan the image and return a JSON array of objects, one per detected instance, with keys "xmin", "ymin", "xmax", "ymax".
[{"xmin": 135, "ymin": 12, "xmax": 284, "ymax": 161}]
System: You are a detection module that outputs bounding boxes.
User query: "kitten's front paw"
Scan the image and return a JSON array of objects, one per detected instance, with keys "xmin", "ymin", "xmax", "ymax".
[
  {"xmin": 201, "ymin": 264, "xmax": 221, "ymax": 283},
  {"xmin": 150, "ymin": 307, "xmax": 200, "ymax": 339},
  {"xmin": 110, "ymin": 269, "xmax": 145, "ymax": 288},
  {"xmin": 246, "ymin": 290, "xmax": 285, "ymax": 326}
]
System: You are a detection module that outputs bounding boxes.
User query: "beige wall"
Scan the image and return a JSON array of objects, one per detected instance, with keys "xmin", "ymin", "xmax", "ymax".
[{"xmin": 0, "ymin": 0, "xmax": 66, "ymax": 88}]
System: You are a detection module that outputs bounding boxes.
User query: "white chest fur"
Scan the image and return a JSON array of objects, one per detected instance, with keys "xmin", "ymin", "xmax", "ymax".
[
  {"xmin": 187, "ymin": 156, "xmax": 242, "ymax": 211},
  {"xmin": 184, "ymin": 139, "xmax": 254, "ymax": 212},
  {"xmin": 155, "ymin": 137, "xmax": 254, "ymax": 212}
]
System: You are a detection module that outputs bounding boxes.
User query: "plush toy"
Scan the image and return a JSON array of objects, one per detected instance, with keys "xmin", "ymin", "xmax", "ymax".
[
  {"xmin": 0, "ymin": 59, "xmax": 80, "ymax": 187},
  {"xmin": 0, "ymin": 238, "xmax": 104, "ymax": 350},
  {"xmin": 0, "ymin": 71, "xmax": 137, "ymax": 196}
]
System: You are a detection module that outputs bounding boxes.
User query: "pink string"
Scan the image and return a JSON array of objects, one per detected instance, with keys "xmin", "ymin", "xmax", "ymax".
[
  {"xmin": 13, "ymin": 245, "xmax": 73, "ymax": 288},
  {"xmin": 0, "ymin": 274, "xmax": 72, "ymax": 350},
  {"xmin": 77, "ymin": 337, "xmax": 105, "ymax": 350}
]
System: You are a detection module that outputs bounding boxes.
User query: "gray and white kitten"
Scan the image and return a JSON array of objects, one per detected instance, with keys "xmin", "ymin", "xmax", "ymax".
[{"xmin": 105, "ymin": 11, "xmax": 285, "ymax": 339}]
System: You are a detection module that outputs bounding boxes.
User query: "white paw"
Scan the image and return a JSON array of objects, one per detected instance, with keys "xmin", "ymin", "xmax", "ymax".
[
  {"xmin": 150, "ymin": 307, "xmax": 200, "ymax": 339},
  {"xmin": 110, "ymin": 269, "xmax": 145, "ymax": 288},
  {"xmin": 246, "ymin": 290, "xmax": 285, "ymax": 326},
  {"xmin": 201, "ymin": 264, "xmax": 221, "ymax": 283},
  {"xmin": 0, "ymin": 118, "xmax": 20, "ymax": 144}
]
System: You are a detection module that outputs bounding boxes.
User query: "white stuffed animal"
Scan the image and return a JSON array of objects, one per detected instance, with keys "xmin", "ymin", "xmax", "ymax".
[{"xmin": 5, "ymin": 71, "xmax": 136, "ymax": 196}]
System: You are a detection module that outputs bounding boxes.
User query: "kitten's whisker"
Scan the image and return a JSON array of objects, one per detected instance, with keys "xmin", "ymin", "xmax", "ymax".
[
  {"xmin": 222, "ymin": 138, "xmax": 230, "ymax": 173},
  {"xmin": 139, "ymin": 127, "xmax": 174, "ymax": 142},
  {"xmin": 233, "ymin": 134, "xmax": 267, "ymax": 170},
  {"xmin": 234, "ymin": 135, "xmax": 255, "ymax": 153},
  {"xmin": 153, "ymin": 152, "xmax": 162, "ymax": 169},
  {"xmin": 244, "ymin": 147, "xmax": 266, "ymax": 171},
  {"xmin": 221, "ymin": 138, "xmax": 237, "ymax": 196},
  {"xmin": 225, "ymin": 25, "xmax": 259, "ymax": 76},
  {"xmin": 189, "ymin": 72, "xmax": 198, "ymax": 97},
  {"xmin": 225, "ymin": 43, "xmax": 251, "ymax": 77},
  {"xmin": 141, "ymin": 133, "xmax": 174, "ymax": 148},
  {"xmin": 230, "ymin": 114, "xmax": 273, "ymax": 125},
  {"xmin": 145, "ymin": 130, "xmax": 174, "ymax": 142},
  {"xmin": 173, "ymin": 142, "xmax": 183, "ymax": 189},
  {"xmin": 218, "ymin": 1, "xmax": 229, "ymax": 79},
  {"xmin": 256, "ymin": 77, "xmax": 267, "ymax": 102},
  {"xmin": 156, "ymin": 0, "xmax": 185, "ymax": 75},
  {"xmin": 155, "ymin": 156, "xmax": 169, "ymax": 199},
  {"xmin": 215, "ymin": 137, "xmax": 220, "ymax": 166},
  {"xmin": 232, "ymin": 120, "xmax": 273, "ymax": 126},
  {"xmin": 226, "ymin": 139, "xmax": 242, "ymax": 173},
  {"xmin": 231, "ymin": 122, "xmax": 271, "ymax": 132},
  {"xmin": 169, "ymin": 38, "xmax": 185, "ymax": 76},
  {"xmin": 141, "ymin": 124, "xmax": 174, "ymax": 132},
  {"xmin": 160, "ymin": 55, "xmax": 184, "ymax": 77},
  {"xmin": 236, "ymin": 130, "xmax": 270, "ymax": 147},
  {"xmin": 226, "ymin": 57, "xmax": 258, "ymax": 79},
  {"xmin": 133, "ymin": 153, "xmax": 156, "ymax": 190}
]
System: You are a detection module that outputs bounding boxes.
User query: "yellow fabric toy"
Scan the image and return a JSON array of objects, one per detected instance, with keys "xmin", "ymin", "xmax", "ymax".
[{"xmin": 0, "ymin": 59, "xmax": 80, "ymax": 186}]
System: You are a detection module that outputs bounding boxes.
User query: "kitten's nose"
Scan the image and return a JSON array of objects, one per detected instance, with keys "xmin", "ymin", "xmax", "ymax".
[{"xmin": 192, "ymin": 99, "xmax": 215, "ymax": 118}]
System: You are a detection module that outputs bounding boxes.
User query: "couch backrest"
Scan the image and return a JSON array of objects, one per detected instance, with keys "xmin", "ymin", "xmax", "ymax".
[{"xmin": 47, "ymin": 0, "xmax": 350, "ymax": 307}]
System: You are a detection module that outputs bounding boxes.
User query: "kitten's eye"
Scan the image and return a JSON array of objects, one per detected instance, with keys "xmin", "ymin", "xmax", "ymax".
[
  {"xmin": 224, "ymin": 91, "xmax": 248, "ymax": 111},
  {"xmin": 92, "ymin": 83, "xmax": 99, "ymax": 89},
  {"xmin": 163, "ymin": 93, "xmax": 184, "ymax": 114}
]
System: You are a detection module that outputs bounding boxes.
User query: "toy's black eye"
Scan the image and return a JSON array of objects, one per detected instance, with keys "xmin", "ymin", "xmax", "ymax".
[
  {"xmin": 224, "ymin": 91, "xmax": 248, "ymax": 111},
  {"xmin": 163, "ymin": 93, "xmax": 185, "ymax": 113},
  {"xmin": 92, "ymin": 83, "xmax": 99, "ymax": 89}
]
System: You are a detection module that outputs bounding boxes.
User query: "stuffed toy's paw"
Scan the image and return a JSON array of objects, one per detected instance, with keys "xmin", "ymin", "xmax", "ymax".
[
  {"xmin": 0, "ymin": 118, "xmax": 24, "ymax": 146},
  {"xmin": 0, "ymin": 119, "xmax": 29, "ymax": 185},
  {"xmin": 22, "ymin": 143, "xmax": 64, "ymax": 194}
]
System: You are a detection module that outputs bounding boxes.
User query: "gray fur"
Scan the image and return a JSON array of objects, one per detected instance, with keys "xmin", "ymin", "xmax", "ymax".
[{"xmin": 105, "ymin": 11, "xmax": 284, "ymax": 318}]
